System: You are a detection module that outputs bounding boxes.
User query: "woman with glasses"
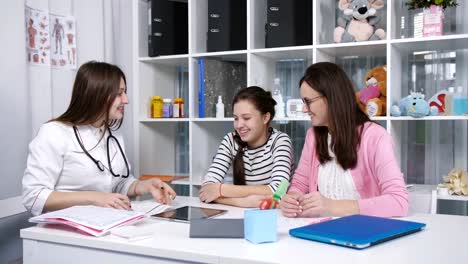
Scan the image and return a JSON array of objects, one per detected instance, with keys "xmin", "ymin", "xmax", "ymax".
[
  {"xmin": 22, "ymin": 61, "xmax": 176, "ymax": 216},
  {"xmin": 200, "ymin": 86, "xmax": 293, "ymax": 207},
  {"xmin": 280, "ymin": 62, "xmax": 408, "ymax": 218}
]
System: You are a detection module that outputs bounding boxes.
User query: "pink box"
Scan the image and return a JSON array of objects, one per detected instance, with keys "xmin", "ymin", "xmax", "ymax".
[{"xmin": 423, "ymin": 5, "xmax": 444, "ymax": 37}]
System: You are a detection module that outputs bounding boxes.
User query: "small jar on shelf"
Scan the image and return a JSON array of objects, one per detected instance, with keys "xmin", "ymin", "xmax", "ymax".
[
  {"xmin": 173, "ymin": 97, "xmax": 184, "ymax": 118},
  {"xmin": 150, "ymin": 96, "xmax": 163, "ymax": 118},
  {"xmin": 162, "ymin": 98, "xmax": 173, "ymax": 118}
]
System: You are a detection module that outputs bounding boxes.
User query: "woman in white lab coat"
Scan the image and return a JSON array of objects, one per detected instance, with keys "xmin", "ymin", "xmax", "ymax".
[{"xmin": 22, "ymin": 61, "xmax": 176, "ymax": 216}]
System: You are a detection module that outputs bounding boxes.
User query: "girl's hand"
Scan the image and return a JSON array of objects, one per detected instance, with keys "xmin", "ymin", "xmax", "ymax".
[
  {"xmin": 279, "ymin": 191, "xmax": 303, "ymax": 217},
  {"xmin": 243, "ymin": 194, "xmax": 271, "ymax": 208},
  {"xmin": 199, "ymin": 183, "xmax": 221, "ymax": 203}
]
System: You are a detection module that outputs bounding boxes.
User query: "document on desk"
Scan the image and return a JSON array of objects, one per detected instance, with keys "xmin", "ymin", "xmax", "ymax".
[
  {"xmin": 131, "ymin": 199, "xmax": 182, "ymax": 215},
  {"xmin": 29, "ymin": 205, "xmax": 147, "ymax": 237}
]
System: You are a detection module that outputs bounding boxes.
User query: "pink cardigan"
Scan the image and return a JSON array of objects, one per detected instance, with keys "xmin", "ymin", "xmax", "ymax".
[{"xmin": 289, "ymin": 122, "xmax": 409, "ymax": 217}]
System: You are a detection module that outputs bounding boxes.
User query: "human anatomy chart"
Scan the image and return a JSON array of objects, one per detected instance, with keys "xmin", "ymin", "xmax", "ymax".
[
  {"xmin": 25, "ymin": 6, "xmax": 76, "ymax": 69},
  {"xmin": 26, "ymin": 6, "xmax": 50, "ymax": 66},
  {"xmin": 50, "ymin": 14, "xmax": 76, "ymax": 69}
]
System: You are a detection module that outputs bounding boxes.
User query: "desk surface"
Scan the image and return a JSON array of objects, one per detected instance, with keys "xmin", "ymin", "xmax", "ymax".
[{"xmin": 21, "ymin": 196, "xmax": 468, "ymax": 264}]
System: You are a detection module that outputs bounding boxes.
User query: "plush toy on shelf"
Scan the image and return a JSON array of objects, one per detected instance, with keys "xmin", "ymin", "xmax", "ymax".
[
  {"xmin": 334, "ymin": 0, "xmax": 387, "ymax": 43},
  {"xmin": 439, "ymin": 168, "xmax": 468, "ymax": 196},
  {"xmin": 428, "ymin": 90, "xmax": 448, "ymax": 113},
  {"xmin": 391, "ymin": 92, "xmax": 439, "ymax": 118},
  {"xmin": 356, "ymin": 65, "xmax": 387, "ymax": 117}
]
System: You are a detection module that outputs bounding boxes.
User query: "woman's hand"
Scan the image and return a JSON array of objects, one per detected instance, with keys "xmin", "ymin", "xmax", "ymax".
[
  {"xmin": 279, "ymin": 191, "xmax": 303, "ymax": 217},
  {"xmin": 91, "ymin": 192, "xmax": 131, "ymax": 210},
  {"xmin": 199, "ymin": 183, "xmax": 221, "ymax": 203},
  {"xmin": 135, "ymin": 179, "xmax": 177, "ymax": 205},
  {"xmin": 298, "ymin": 192, "xmax": 332, "ymax": 217}
]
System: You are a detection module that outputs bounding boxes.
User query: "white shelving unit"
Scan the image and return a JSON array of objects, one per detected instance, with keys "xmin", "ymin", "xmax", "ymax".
[{"xmin": 132, "ymin": 0, "xmax": 468, "ymax": 197}]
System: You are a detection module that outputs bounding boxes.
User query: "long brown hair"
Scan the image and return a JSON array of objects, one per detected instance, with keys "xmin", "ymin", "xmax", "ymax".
[
  {"xmin": 231, "ymin": 86, "xmax": 276, "ymax": 185},
  {"xmin": 300, "ymin": 62, "xmax": 370, "ymax": 170},
  {"xmin": 52, "ymin": 61, "xmax": 126, "ymax": 131}
]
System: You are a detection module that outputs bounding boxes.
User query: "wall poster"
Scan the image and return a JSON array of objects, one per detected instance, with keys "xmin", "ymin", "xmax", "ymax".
[
  {"xmin": 26, "ymin": 6, "xmax": 50, "ymax": 66},
  {"xmin": 25, "ymin": 6, "xmax": 76, "ymax": 69}
]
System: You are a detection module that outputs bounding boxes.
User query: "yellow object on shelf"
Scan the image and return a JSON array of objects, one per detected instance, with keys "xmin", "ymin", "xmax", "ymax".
[{"xmin": 151, "ymin": 96, "xmax": 163, "ymax": 118}]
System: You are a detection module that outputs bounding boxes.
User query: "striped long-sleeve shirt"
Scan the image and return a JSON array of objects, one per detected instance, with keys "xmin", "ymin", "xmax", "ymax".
[{"xmin": 203, "ymin": 129, "xmax": 293, "ymax": 192}]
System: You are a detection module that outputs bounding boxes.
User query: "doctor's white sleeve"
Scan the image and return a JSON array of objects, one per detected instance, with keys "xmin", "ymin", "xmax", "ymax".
[{"xmin": 22, "ymin": 123, "xmax": 65, "ymax": 216}]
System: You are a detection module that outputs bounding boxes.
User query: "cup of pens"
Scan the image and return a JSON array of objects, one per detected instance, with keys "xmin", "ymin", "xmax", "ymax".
[
  {"xmin": 258, "ymin": 181, "xmax": 289, "ymax": 210},
  {"xmin": 244, "ymin": 209, "xmax": 278, "ymax": 244},
  {"xmin": 243, "ymin": 181, "xmax": 289, "ymax": 244}
]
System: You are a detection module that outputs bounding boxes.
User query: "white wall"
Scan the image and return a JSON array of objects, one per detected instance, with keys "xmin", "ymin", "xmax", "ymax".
[
  {"xmin": 0, "ymin": 0, "xmax": 134, "ymax": 262},
  {"xmin": 0, "ymin": 0, "xmax": 30, "ymax": 200}
]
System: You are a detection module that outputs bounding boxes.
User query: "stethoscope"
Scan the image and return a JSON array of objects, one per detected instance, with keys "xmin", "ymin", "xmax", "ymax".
[{"xmin": 73, "ymin": 126, "xmax": 130, "ymax": 178}]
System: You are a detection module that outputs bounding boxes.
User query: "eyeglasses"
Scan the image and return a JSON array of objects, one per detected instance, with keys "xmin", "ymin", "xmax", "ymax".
[{"xmin": 302, "ymin": 95, "xmax": 323, "ymax": 111}]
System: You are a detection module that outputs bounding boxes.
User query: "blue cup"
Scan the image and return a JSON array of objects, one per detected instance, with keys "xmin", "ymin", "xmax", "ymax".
[{"xmin": 244, "ymin": 209, "xmax": 278, "ymax": 244}]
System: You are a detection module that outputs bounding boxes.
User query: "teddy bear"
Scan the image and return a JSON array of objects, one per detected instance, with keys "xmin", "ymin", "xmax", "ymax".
[
  {"xmin": 391, "ymin": 92, "xmax": 439, "ymax": 118},
  {"xmin": 334, "ymin": 0, "xmax": 387, "ymax": 43},
  {"xmin": 356, "ymin": 65, "xmax": 387, "ymax": 117}
]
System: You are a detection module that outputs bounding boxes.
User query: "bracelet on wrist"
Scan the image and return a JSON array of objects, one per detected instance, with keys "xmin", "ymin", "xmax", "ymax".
[{"xmin": 219, "ymin": 183, "xmax": 223, "ymax": 197}]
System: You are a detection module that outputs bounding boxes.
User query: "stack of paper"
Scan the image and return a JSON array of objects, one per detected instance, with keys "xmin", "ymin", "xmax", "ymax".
[
  {"xmin": 131, "ymin": 199, "xmax": 181, "ymax": 215},
  {"xmin": 29, "ymin": 205, "xmax": 147, "ymax": 237}
]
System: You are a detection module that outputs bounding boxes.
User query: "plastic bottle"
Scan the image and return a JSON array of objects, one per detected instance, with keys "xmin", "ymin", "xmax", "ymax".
[
  {"xmin": 445, "ymin": 87, "xmax": 454, "ymax": 115},
  {"xmin": 173, "ymin": 98, "xmax": 184, "ymax": 118},
  {"xmin": 216, "ymin": 96, "xmax": 225, "ymax": 118},
  {"xmin": 453, "ymin": 86, "xmax": 468, "ymax": 116},
  {"xmin": 180, "ymin": 98, "xmax": 185, "ymax": 117},
  {"xmin": 151, "ymin": 96, "xmax": 163, "ymax": 118},
  {"xmin": 272, "ymin": 78, "xmax": 285, "ymax": 118},
  {"xmin": 162, "ymin": 98, "xmax": 173, "ymax": 118}
]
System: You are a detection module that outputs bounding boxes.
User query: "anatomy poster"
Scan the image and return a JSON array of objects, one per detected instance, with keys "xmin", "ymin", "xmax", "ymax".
[
  {"xmin": 25, "ymin": 6, "xmax": 50, "ymax": 66},
  {"xmin": 50, "ymin": 14, "xmax": 76, "ymax": 69}
]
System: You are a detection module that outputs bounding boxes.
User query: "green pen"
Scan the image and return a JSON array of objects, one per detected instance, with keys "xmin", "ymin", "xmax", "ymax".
[{"xmin": 273, "ymin": 180, "xmax": 290, "ymax": 201}]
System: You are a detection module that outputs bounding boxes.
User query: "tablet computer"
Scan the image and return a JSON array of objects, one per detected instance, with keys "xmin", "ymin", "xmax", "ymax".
[{"xmin": 151, "ymin": 206, "xmax": 227, "ymax": 223}]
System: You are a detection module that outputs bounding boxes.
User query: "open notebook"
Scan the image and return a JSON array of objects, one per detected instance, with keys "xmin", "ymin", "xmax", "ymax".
[{"xmin": 29, "ymin": 205, "xmax": 147, "ymax": 237}]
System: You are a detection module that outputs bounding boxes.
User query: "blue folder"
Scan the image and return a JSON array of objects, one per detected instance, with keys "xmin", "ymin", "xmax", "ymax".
[
  {"xmin": 289, "ymin": 214, "xmax": 426, "ymax": 249},
  {"xmin": 197, "ymin": 58, "xmax": 205, "ymax": 118}
]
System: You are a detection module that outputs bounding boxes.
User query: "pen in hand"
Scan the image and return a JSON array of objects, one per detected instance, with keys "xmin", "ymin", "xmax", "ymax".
[{"xmin": 159, "ymin": 185, "xmax": 174, "ymax": 204}]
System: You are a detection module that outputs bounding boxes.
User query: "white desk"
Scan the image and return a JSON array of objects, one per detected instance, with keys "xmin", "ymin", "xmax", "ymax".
[{"xmin": 21, "ymin": 197, "xmax": 468, "ymax": 264}]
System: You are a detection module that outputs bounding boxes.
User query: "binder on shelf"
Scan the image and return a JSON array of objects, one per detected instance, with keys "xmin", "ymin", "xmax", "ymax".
[
  {"xmin": 198, "ymin": 59, "xmax": 206, "ymax": 117},
  {"xmin": 265, "ymin": 0, "xmax": 312, "ymax": 48},
  {"xmin": 207, "ymin": 0, "xmax": 247, "ymax": 52},
  {"xmin": 172, "ymin": 1, "xmax": 188, "ymax": 55},
  {"xmin": 29, "ymin": 205, "xmax": 147, "ymax": 237},
  {"xmin": 148, "ymin": 0, "xmax": 188, "ymax": 57},
  {"xmin": 198, "ymin": 58, "xmax": 246, "ymax": 117}
]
